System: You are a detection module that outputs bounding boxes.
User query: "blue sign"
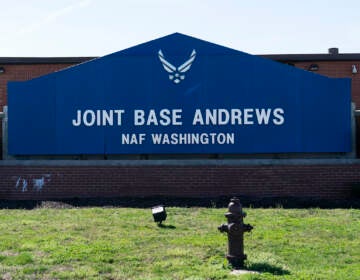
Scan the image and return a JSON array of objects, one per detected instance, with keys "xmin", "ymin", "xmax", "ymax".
[{"xmin": 8, "ymin": 33, "xmax": 352, "ymax": 155}]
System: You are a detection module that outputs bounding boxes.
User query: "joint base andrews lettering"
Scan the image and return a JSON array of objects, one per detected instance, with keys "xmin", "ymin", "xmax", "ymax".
[{"xmin": 71, "ymin": 108, "xmax": 285, "ymax": 127}]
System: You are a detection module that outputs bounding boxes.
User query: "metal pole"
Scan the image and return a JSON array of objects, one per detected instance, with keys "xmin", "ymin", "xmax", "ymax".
[
  {"xmin": 351, "ymin": 102, "xmax": 356, "ymax": 158},
  {"xmin": 2, "ymin": 106, "xmax": 8, "ymax": 160}
]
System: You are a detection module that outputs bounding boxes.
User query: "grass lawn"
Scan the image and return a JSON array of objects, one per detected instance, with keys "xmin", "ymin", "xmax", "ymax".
[{"xmin": 0, "ymin": 205, "xmax": 358, "ymax": 279}]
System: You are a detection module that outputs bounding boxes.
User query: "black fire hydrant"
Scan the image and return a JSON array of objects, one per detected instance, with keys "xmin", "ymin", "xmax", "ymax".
[{"xmin": 218, "ymin": 197, "xmax": 253, "ymax": 268}]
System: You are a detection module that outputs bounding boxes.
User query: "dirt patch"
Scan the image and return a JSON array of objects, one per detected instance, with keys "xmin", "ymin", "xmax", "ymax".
[{"xmin": 1, "ymin": 251, "xmax": 19, "ymax": 257}]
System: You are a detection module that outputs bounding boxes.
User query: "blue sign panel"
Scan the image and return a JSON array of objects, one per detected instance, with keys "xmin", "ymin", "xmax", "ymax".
[{"xmin": 8, "ymin": 33, "xmax": 352, "ymax": 155}]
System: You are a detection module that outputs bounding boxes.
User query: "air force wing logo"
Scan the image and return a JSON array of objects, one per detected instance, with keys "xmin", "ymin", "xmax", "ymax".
[{"xmin": 158, "ymin": 49, "xmax": 196, "ymax": 84}]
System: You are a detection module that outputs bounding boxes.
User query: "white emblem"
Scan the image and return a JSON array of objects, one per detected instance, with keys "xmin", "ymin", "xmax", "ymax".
[{"xmin": 158, "ymin": 49, "xmax": 196, "ymax": 84}]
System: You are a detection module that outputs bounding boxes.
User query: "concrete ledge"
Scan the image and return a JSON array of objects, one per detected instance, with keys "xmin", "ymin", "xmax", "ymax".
[{"xmin": 1, "ymin": 158, "xmax": 360, "ymax": 166}]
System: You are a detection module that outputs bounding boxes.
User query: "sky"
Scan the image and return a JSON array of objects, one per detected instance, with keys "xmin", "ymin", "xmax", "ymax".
[{"xmin": 0, "ymin": 0, "xmax": 359, "ymax": 57}]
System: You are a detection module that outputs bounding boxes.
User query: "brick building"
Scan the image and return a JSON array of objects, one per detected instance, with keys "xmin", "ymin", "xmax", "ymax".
[
  {"xmin": 1, "ymin": 48, "xmax": 360, "ymax": 111},
  {"xmin": 264, "ymin": 49, "xmax": 360, "ymax": 108},
  {"xmin": 0, "ymin": 37, "xmax": 359, "ymax": 204},
  {"xmin": 0, "ymin": 57, "xmax": 92, "ymax": 110}
]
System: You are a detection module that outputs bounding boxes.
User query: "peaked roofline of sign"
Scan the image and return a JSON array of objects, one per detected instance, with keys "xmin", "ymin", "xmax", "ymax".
[
  {"xmin": 172, "ymin": 32, "xmax": 254, "ymax": 55},
  {"xmin": 98, "ymin": 32, "xmax": 248, "ymax": 58}
]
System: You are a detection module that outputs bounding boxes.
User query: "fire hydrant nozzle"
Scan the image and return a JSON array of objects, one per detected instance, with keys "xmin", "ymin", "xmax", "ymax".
[
  {"xmin": 218, "ymin": 224, "xmax": 229, "ymax": 233},
  {"xmin": 218, "ymin": 197, "xmax": 253, "ymax": 268}
]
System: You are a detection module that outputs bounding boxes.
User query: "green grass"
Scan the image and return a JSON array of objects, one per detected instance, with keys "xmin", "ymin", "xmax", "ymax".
[{"xmin": 0, "ymin": 206, "xmax": 358, "ymax": 279}]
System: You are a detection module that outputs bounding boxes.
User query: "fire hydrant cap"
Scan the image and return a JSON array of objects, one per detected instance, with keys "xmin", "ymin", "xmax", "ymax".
[{"xmin": 228, "ymin": 198, "xmax": 242, "ymax": 214}]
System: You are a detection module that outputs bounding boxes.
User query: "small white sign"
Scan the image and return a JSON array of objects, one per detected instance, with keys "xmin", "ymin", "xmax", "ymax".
[{"xmin": 152, "ymin": 206, "xmax": 164, "ymax": 214}]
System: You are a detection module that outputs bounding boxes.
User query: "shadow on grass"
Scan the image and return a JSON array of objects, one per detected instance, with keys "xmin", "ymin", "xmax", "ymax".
[
  {"xmin": 247, "ymin": 262, "xmax": 290, "ymax": 275},
  {"xmin": 157, "ymin": 223, "xmax": 176, "ymax": 229}
]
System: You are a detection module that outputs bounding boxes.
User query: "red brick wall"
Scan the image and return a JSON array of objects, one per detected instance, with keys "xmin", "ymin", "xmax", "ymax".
[{"xmin": 0, "ymin": 163, "xmax": 358, "ymax": 200}]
